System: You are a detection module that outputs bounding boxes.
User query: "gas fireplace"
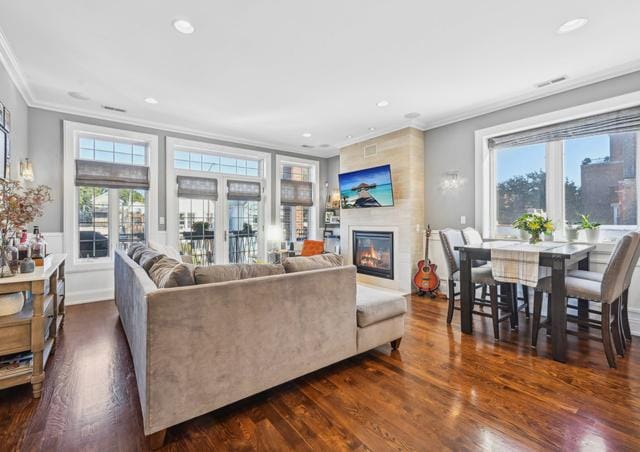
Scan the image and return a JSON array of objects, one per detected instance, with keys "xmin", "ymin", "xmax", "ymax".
[{"xmin": 352, "ymin": 230, "xmax": 394, "ymax": 280}]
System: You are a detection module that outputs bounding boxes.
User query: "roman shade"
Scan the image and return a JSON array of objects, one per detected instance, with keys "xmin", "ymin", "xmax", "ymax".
[
  {"xmin": 488, "ymin": 106, "xmax": 640, "ymax": 149},
  {"xmin": 177, "ymin": 176, "xmax": 218, "ymax": 200},
  {"xmin": 281, "ymin": 179, "xmax": 313, "ymax": 206},
  {"xmin": 75, "ymin": 160, "xmax": 149, "ymax": 189},
  {"xmin": 227, "ymin": 180, "xmax": 261, "ymax": 201}
]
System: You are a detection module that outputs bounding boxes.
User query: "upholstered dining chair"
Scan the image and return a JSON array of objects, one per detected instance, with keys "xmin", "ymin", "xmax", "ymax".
[
  {"xmin": 566, "ymin": 230, "xmax": 640, "ymax": 350},
  {"xmin": 531, "ymin": 232, "xmax": 638, "ymax": 368},
  {"xmin": 440, "ymin": 228, "xmax": 512, "ymax": 340}
]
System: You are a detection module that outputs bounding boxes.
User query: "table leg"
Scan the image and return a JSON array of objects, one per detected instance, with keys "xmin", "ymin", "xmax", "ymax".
[
  {"xmin": 460, "ymin": 249, "xmax": 473, "ymax": 334},
  {"xmin": 577, "ymin": 256, "xmax": 589, "ymax": 331},
  {"xmin": 551, "ymin": 258, "xmax": 567, "ymax": 363}
]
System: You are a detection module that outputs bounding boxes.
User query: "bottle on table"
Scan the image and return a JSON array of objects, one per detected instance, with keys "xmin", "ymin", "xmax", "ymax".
[
  {"xmin": 30, "ymin": 226, "xmax": 47, "ymax": 267},
  {"xmin": 18, "ymin": 229, "xmax": 29, "ymax": 260}
]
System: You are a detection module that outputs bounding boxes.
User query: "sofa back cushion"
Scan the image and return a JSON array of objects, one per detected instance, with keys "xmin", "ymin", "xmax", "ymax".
[
  {"xmin": 148, "ymin": 257, "xmax": 195, "ymax": 288},
  {"xmin": 148, "ymin": 239, "xmax": 182, "ymax": 262},
  {"xmin": 194, "ymin": 263, "xmax": 285, "ymax": 285},
  {"xmin": 127, "ymin": 242, "xmax": 145, "ymax": 258},
  {"xmin": 131, "ymin": 245, "xmax": 150, "ymax": 263},
  {"xmin": 283, "ymin": 253, "xmax": 343, "ymax": 273},
  {"xmin": 139, "ymin": 249, "xmax": 164, "ymax": 272}
]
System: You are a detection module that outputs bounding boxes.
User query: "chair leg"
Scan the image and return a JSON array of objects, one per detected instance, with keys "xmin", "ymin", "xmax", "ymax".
[
  {"xmin": 522, "ymin": 284, "xmax": 530, "ymax": 319},
  {"xmin": 447, "ymin": 279, "xmax": 455, "ymax": 324},
  {"xmin": 489, "ymin": 285, "xmax": 499, "ymax": 340},
  {"xmin": 532, "ymin": 290, "xmax": 543, "ymax": 347},
  {"xmin": 509, "ymin": 283, "xmax": 519, "ymax": 329},
  {"xmin": 611, "ymin": 299, "xmax": 624, "ymax": 357},
  {"xmin": 601, "ymin": 303, "xmax": 617, "ymax": 369},
  {"xmin": 390, "ymin": 338, "xmax": 402, "ymax": 350},
  {"xmin": 545, "ymin": 295, "xmax": 552, "ymax": 336},
  {"xmin": 622, "ymin": 289, "xmax": 632, "ymax": 342}
]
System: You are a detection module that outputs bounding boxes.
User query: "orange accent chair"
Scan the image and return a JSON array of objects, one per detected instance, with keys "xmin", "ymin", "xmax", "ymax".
[{"xmin": 300, "ymin": 240, "xmax": 325, "ymax": 256}]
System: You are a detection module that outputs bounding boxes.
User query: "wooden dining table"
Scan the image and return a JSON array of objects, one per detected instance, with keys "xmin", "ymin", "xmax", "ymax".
[{"xmin": 454, "ymin": 241, "xmax": 595, "ymax": 362}]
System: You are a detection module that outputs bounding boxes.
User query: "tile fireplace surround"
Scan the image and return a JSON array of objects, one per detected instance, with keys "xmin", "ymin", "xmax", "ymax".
[{"xmin": 340, "ymin": 128, "xmax": 425, "ymax": 293}]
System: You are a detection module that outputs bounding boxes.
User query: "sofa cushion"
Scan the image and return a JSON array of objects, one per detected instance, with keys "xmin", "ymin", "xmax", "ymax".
[
  {"xmin": 356, "ymin": 285, "xmax": 407, "ymax": 327},
  {"xmin": 148, "ymin": 257, "xmax": 195, "ymax": 288},
  {"xmin": 127, "ymin": 242, "xmax": 144, "ymax": 258},
  {"xmin": 283, "ymin": 253, "xmax": 343, "ymax": 273},
  {"xmin": 131, "ymin": 245, "xmax": 150, "ymax": 263},
  {"xmin": 194, "ymin": 263, "xmax": 285, "ymax": 285},
  {"xmin": 139, "ymin": 250, "xmax": 164, "ymax": 273}
]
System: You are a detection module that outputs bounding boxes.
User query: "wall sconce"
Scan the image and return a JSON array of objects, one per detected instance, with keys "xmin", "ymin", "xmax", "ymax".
[
  {"xmin": 20, "ymin": 158, "xmax": 34, "ymax": 181},
  {"xmin": 439, "ymin": 170, "xmax": 465, "ymax": 193},
  {"xmin": 266, "ymin": 224, "xmax": 283, "ymax": 251}
]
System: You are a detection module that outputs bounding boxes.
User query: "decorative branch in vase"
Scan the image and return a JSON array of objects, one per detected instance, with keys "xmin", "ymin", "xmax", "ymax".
[
  {"xmin": 0, "ymin": 179, "xmax": 53, "ymax": 277},
  {"xmin": 512, "ymin": 211, "xmax": 555, "ymax": 244}
]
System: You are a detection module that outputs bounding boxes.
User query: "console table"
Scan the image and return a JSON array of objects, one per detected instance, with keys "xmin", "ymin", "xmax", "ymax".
[{"xmin": 0, "ymin": 254, "xmax": 66, "ymax": 398}]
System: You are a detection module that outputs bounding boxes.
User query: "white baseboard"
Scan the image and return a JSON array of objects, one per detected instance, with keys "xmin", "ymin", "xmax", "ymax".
[{"xmin": 66, "ymin": 288, "xmax": 114, "ymax": 305}]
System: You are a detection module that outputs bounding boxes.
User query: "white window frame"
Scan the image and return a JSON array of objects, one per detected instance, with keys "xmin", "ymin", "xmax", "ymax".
[
  {"xmin": 475, "ymin": 90, "xmax": 640, "ymax": 240},
  {"xmin": 275, "ymin": 154, "xmax": 320, "ymax": 242},
  {"xmin": 165, "ymin": 137, "xmax": 271, "ymax": 263},
  {"xmin": 63, "ymin": 121, "xmax": 159, "ymax": 272}
]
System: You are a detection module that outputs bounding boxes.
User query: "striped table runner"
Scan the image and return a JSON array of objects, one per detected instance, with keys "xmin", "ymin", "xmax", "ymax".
[{"xmin": 491, "ymin": 242, "xmax": 559, "ymax": 287}]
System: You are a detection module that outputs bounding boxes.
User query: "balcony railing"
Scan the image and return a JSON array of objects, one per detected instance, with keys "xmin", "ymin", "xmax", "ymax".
[{"xmin": 179, "ymin": 230, "xmax": 258, "ymax": 266}]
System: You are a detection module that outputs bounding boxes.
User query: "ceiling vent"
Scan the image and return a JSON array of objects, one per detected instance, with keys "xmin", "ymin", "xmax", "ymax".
[
  {"xmin": 301, "ymin": 144, "xmax": 315, "ymax": 149},
  {"xmin": 535, "ymin": 75, "xmax": 568, "ymax": 88},
  {"xmin": 364, "ymin": 144, "xmax": 378, "ymax": 158},
  {"xmin": 102, "ymin": 105, "xmax": 127, "ymax": 113}
]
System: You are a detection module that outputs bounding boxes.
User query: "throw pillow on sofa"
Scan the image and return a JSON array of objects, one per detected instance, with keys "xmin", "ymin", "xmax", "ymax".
[
  {"xmin": 282, "ymin": 253, "xmax": 343, "ymax": 273},
  {"xmin": 148, "ymin": 256, "xmax": 195, "ymax": 288},
  {"xmin": 139, "ymin": 250, "xmax": 164, "ymax": 272},
  {"xmin": 131, "ymin": 245, "xmax": 150, "ymax": 263},
  {"xmin": 127, "ymin": 242, "xmax": 144, "ymax": 258},
  {"xmin": 194, "ymin": 263, "xmax": 284, "ymax": 285}
]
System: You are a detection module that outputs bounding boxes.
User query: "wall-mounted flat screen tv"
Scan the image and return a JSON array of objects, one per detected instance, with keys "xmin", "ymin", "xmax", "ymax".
[{"xmin": 339, "ymin": 164, "xmax": 394, "ymax": 209}]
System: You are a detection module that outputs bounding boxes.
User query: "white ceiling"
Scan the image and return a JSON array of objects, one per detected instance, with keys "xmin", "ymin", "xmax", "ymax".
[{"xmin": 1, "ymin": 0, "xmax": 640, "ymax": 157}]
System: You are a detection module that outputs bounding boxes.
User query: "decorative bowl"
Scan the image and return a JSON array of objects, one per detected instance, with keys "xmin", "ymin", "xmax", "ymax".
[{"xmin": 0, "ymin": 292, "xmax": 25, "ymax": 316}]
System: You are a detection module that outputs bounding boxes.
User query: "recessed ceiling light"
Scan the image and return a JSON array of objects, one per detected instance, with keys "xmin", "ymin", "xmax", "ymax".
[
  {"xmin": 144, "ymin": 97, "xmax": 159, "ymax": 104},
  {"xmin": 557, "ymin": 18, "xmax": 588, "ymax": 34},
  {"xmin": 376, "ymin": 100, "xmax": 390, "ymax": 108},
  {"xmin": 68, "ymin": 91, "xmax": 90, "ymax": 101},
  {"xmin": 368, "ymin": 127, "xmax": 376, "ymax": 131},
  {"xmin": 346, "ymin": 135, "xmax": 353, "ymax": 139},
  {"xmin": 173, "ymin": 19, "xmax": 195, "ymax": 34},
  {"xmin": 302, "ymin": 132, "xmax": 312, "ymax": 138}
]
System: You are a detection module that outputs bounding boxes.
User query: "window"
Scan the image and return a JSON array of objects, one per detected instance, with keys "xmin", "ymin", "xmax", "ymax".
[
  {"xmin": 564, "ymin": 133, "xmax": 637, "ymax": 226},
  {"xmin": 174, "ymin": 150, "xmax": 260, "ymax": 176},
  {"xmin": 178, "ymin": 197, "xmax": 215, "ymax": 265},
  {"xmin": 279, "ymin": 163, "xmax": 314, "ymax": 246},
  {"xmin": 64, "ymin": 121, "xmax": 158, "ymax": 269},
  {"xmin": 78, "ymin": 187, "xmax": 109, "ymax": 258},
  {"xmin": 479, "ymin": 103, "xmax": 640, "ymax": 240},
  {"xmin": 495, "ymin": 144, "xmax": 546, "ymax": 236}
]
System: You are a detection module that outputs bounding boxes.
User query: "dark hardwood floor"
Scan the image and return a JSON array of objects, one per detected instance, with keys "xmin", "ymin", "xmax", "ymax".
[{"xmin": 1, "ymin": 295, "xmax": 639, "ymax": 451}]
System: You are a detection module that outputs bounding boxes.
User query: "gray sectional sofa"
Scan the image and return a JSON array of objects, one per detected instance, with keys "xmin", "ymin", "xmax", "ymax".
[{"xmin": 114, "ymin": 248, "xmax": 406, "ymax": 448}]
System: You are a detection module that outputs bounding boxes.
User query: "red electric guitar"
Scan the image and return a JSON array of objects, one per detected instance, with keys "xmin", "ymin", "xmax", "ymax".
[{"xmin": 413, "ymin": 225, "xmax": 440, "ymax": 297}]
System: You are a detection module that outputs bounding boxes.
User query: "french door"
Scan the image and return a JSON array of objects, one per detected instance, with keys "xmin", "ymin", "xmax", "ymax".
[{"xmin": 177, "ymin": 175, "xmax": 264, "ymax": 265}]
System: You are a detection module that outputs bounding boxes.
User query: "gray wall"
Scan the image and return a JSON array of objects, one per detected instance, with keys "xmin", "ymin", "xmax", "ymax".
[
  {"xmin": 424, "ymin": 71, "xmax": 640, "ymax": 229},
  {"xmin": 28, "ymin": 107, "xmax": 332, "ymax": 232},
  {"xmin": 0, "ymin": 62, "xmax": 28, "ymax": 180}
]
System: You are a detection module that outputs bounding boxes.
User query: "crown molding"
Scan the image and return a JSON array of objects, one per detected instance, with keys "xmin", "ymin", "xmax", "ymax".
[
  {"xmin": 32, "ymin": 99, "xmax": 337, "ymax": 158},
  {"xmin": 419, "ymin": 58, "xmax": 640, "ymax": 131},
  {"xmin": 0, "ymin": 26, "xmax": 34, "ymax": 105}
]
